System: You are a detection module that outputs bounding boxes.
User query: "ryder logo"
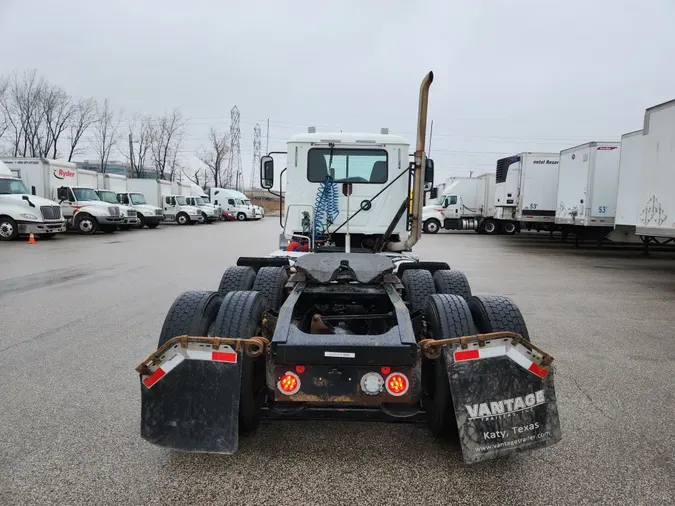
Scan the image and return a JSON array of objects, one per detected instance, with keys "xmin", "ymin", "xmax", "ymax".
[
  {"xmin": 54, "ymin": 168, "xmax": 75, "ymax": 180},
  {"xmin": 465, "ymin": 390, "xmax": 545, "ymax": 420}
]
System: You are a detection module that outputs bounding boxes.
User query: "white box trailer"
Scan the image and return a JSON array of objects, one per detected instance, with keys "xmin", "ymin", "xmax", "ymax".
[
  {"xmin": 77, "ymin": 168, "xmax": 99, "ymax": 189},
  {"xmin": 128, "ymin": 179, "xmax": 172, "ymax": 208},
  {"xmin": 494, "ymin": 152, "xmax": 560, "ymax": 234},
  {"xmin": 555, "ymin": 141, "xmax": 621, "ymax": 240},
  {"xmin": 636, "ymin": 99, "xmax": 675, "ymax": 240},
  {"xmin": 615, "ymin": 130, "xmax": 642, "ymax": 229},
  {"xmin": 97, "ymin": 173, "xmax": 128, "ymax": 192}
]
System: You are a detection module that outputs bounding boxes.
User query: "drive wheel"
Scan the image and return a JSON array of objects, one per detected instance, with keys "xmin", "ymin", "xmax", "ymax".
[
  {"xmin": 401, "ymin": 269, "xmax": 436, "ymax": 313},
  {"xmin": 503, "ymin": 222, "xmax": 517, "ymax": 235},
  {"xmin": 482, "ymin": 219, "xmax": 497, "ymax": 235},
  {"xmin": 0, "ymin": 217, "xmax": 19, "ymax": 241},
  {"xmin": 433, "ymin": 269, "xmax": 472, "ymax": 301},
  {"xmin": 252, "ymin": 266, "xmax": 289, "ymax": 310},
  {"xmin": 75, "ymin": 214, "xmax": 98, "ymax": 235},
  {"xmin": 210, "ymin": 291, "xmax": 267, "ymax": 433},
  {"xmin": 218, "ymin": 266, "xmax": 257, "ymax": 296},
  {"xmin": 176, "ymin": 212, "xmax": 189, "ymax": 225},
  {"xmin": 424, "ymin": 219, "xmax": 440, "ymax": 234},
  {"xmin": 157, "ymin": 290, "xmax": 222, "ymax": 348},
  {"xmin": 468, "ymin": 295, "xmax": 530, "ymax": 342},
  {"xmin": 423, "ymin": 294, "xmax": 478, "ymax": 438}
]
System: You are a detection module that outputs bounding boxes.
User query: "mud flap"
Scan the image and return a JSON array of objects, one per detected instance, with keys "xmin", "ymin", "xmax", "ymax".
[
  {"xmin": 445, "ymin": 344, "xmax": 562, "ymax": 464},
  {"xmin": 140, "ymin": 347, "xmax": 242, "ymax": 453}
]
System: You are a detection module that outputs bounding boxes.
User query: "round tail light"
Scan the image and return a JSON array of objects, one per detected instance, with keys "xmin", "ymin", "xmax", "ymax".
[
  {"xmin": 277, "ymin": 371, "xmax": 301, "ymax": 395},
  {"xmin": 385, "ymin": 372, "xmax": 409, "ymax": 396}
]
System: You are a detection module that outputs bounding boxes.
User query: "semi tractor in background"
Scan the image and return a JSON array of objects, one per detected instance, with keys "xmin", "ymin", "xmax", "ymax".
[
  {"xmin": 210, "ymin": 187, "xmax": 257, "ymax": 221},
  {"xmin": 127, "ymin": 179, "xmax": 202, "ymax": 225},
  {"xmin": 0, "ymin": 160, "xmax": 66, "ymax": 241},
  {"xmin": 1, "ymin": 158, "xmax": 124, "ymax": 234}
]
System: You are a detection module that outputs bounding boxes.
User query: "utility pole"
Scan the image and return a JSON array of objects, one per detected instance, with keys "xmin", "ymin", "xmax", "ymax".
[{"xmin": 128, "ymin": 133, "xmax": 135, "ymax": 178}]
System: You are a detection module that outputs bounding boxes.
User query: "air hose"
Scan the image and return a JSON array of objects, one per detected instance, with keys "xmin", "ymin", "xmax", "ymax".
[{"xmin": 314, "ymin": 175, "xmax": 339, "ymax": 240}]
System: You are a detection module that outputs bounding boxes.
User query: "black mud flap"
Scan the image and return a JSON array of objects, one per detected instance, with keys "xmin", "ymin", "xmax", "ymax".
[
  {"xmin": 140, "ymin": 351, "xmax": 242, "ymax": 453},
  {"xmin": 445, "ymin": 345, "xmax": 562, "ymax": 464}
]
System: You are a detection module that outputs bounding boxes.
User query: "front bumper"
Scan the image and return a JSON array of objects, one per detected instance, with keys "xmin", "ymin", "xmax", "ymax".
[
  {"xmin": 145, "ymin": 215, "xmax": 165, "ymax": 224},
  {"xmin": 98, "ymin": 216, "xmax": 126, "ymax": 225},
  {"xmin": 125, "ymin": 217, "xmax": 141, "ymax": 225},
  {"xmin": 17, "ymin": 221, "xmax": 66, "ymax": 235}
]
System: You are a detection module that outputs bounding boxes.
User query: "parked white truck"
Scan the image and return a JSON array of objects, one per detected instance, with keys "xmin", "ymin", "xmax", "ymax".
[
  {"xmin": 493, "ymin": 152, "xmax": 560, "ymax": 234},
  {"xmin": 422, "ymin": 174, "xmax": 496, "ymax": 234},
  {"xmin": 127, "ymin": 179, "xmax": 202, "ymax": 225},
  {"xmin": 636, "ymin": 99, "xmax": 675, "ymax": 242},
  {"xmin": 555, "ymin": 142, "xmax": 621, "ymax": 242},
  {"xmin": 210, "ymin": 188, "xmax": 256, "ymax": 221},
  {"xmin": 2, "ymin": 158, "xmax": 124, "ymax": 234},
  {"xmin": 95, "ymin": 172, "xmax": 139, "ymax": 230},
  {"xmin": 183, "ymin": 195, "xmax": 220, "ymax": 223},
  {"xmin": 0, "ymin": 160, "xmax": 66, "ymax": 241}
]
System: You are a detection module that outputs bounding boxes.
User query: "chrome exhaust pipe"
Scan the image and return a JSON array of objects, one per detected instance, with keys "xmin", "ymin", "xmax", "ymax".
[{"xmin": 388, "ymin": 71, "xmax": 434, "ymax": 252}]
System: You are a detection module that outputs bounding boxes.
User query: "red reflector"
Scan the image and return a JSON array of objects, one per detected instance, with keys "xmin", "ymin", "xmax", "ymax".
[
  {"xmin": 212, "ymin": 351, "xmax": 237, "ymax": 363},
  {"xmin": 526, "ymin": 216, "xmax": 533, "ymax": 219},
  {"xmin": 278, "ymin": 372, "xmax": 300, "ymax": 394},
  {"xmin": 528, "ymin": 362, "xmax": 549, "ymax": 378},
  {"xmin": 454, "ymin": 349, "xmax": 480, "ymax": 361},
  {"xmin": 385, "ymin": 373, "xmax": 408, "ymax": 396},
  {"xmin": 380, "ymin": 366, "xmax": 391, "ymax": 375},
  {"xmin": 143, "ymin": 368, "xmax": 165, "ymax": 388},
  {"xmin": 599, "ymin": 220, "xmax": 605, "ymax": 223},
  {"xmin": 295, "ymin": 365, "xmax": 306, "ymax": 374}
]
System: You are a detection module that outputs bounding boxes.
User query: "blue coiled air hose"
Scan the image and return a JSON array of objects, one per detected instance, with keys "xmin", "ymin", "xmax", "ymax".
[{"xmin": 314, "ymin": 176, "xmax": 339, "ymax": 240}]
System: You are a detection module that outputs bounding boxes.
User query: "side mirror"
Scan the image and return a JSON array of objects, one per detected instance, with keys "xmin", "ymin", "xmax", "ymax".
[
  {"xmin": 423, "ymin": 158, "xmax": 434, "ymax": 191},
  {"xmin": 260, "ymin": 155, "xmax": 274, "ymax": 189},
  {"xmin": 57, "ymin": 187, "xmax": 67, "ymax": 201}
]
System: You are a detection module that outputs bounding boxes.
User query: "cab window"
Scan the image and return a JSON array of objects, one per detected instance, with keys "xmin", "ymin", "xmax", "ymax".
[{"xmin": 228, "ymin": 198, "xmax": 235, "ymax": 205}]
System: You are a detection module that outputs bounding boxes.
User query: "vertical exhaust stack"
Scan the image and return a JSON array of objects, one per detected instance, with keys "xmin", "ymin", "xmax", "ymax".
[{"xmin": 388, "ymin": 71, "xmax": 434, "ymax": 252}]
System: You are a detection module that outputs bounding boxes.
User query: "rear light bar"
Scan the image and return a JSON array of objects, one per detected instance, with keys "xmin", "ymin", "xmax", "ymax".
[{"xmin": 453, "ymin": 339, "xmax": 549, "ymax": 378}]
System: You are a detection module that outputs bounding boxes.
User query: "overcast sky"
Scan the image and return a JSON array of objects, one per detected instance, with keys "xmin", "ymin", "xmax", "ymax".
[{"xmin": 2, "ymin": 0, "xmax": 674, "ymax": 185}]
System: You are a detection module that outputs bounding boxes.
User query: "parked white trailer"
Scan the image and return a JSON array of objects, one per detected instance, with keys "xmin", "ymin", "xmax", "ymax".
[
  {"xmin": 555, "ymin": 142, "xmax": 621, "ymax": 241},
  {"xmin": 494, "ymin": 152, "xmax": 560, "ymax": 234},
  {"xmin": 97, "ymin": 173, "xmax": 128, "ymax": 193},
  {"xmin": 615, "ymin": 130, "xmax": 643, "ymax": 231},
  {"xmin": 2, "ymin": 158, "xmax": 124, "ymax": 235},
  {"xmin": 636, "ymin": 99, "xmax": 675, "ymax": 241}
]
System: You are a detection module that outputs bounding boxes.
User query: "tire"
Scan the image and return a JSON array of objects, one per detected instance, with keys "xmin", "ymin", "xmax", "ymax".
[
  {"xmin": 423, "ymin": 219, "xmax": 440, "ymax": 234},
  {"xmin": 483, "ymin": 219, "xmax": 497, "ymax": 235},
  {"xmin": 468, "ymin": 295, "xmax": 530, "ymax": 342},
  {"xmin": 136, "ymin": 214, "xmax": 146, "ymax": 229},
  {"xmin": 401, "ymin": 269, "xmax": 436, "ymax": 313},
  {"xmin": 237, "ymin": 212, "xmax": 246, "ymax": 221},
  {"xmin": 188, "ymin": 219, "xmax": 197, "ymax": 225},
  {"xmin": 503, "ymin": 221, "xmax": 517, "ymax": 235},
  {"xmin": 75, "ymin": 214, "xmax": 98, "ymax": 235},
  {"xmin": 0, "ymin": 216, "xmax": 19, "ymax": 241},
  {"xmin": 147, "ymin": 222, "xmax": 159, "ymax": 229},
  {"xmin": 40, "ymin": 233, "xmax": 56, "ymax": 239},
  {"xmin": 433, "ymin": 269, "xmax": 472, "ymax": 301},
  {"xmin": 252, "ymin": 266, "xmax": 289, "ymax": 310},
  {"xmin": 157, "ymin": 290, "xmax": 222, "ymax": 349},
  {"xmin": 176, "ymin": 212, "xmax": 189, "ymax": 225},
  {"xmin": 210, "ymin": 291, "xmax": 267, "ymax": 433},
  {"xmin": 118, "ymin": 225, "xmax": 131, "ymax": 231},
  {"xmin": 100, "ymin": 225, "xmax": 116, "ymax": 234},
  {"xmin": 218, "ymin": 266, "xmax": 257, "ymax": 296},
  {"xmin": 423, "ymin": 294, "xmax": 478, "ymax": 438}
]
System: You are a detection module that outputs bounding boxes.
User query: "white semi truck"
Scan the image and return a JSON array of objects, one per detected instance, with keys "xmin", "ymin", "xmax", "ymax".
[
  {"xmin": 555, "ymin": 142, "xmax": 621, "ymax": 243},
  {"xmin": 95, "ymin": 172, "xmax": 139, "ymax": 230},
  {"xmin": 127, "ymin": 179, "xmax": 202, "ymax": 225},
  {"xmin": 0, "ymin": 160, "xmax": 66, "ymax": 241},
  {"xmin": 493, "ymin": 152, "xmax": 560, "ymax": 234},
  {"xmin": 2, "ymin": 158, "xmax": 124, "ymax": 234},
  {"xmin": 210, "ymin": 188, "xmax": 256, "ymax": 221},
  {"xmin": 636, "ymin": 99, "xmax": 675, "ymax": 243},
  {"xmin": 422, "ymin": 173, "xmax": 497, "ymax": 234}
]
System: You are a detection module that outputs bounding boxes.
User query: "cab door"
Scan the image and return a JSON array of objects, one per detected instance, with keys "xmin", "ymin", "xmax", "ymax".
[
  {"xmin": 164, "ymin": 196, "xmax": 177, "ymax": 222},
  {"xmin": 442, "ymin": 195, "xmax": 460, "ymax": 218}
]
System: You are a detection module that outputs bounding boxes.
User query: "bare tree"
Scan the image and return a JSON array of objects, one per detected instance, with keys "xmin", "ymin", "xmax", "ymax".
[
  {"xmin": 150, "ymin": 109, "xmax": 185, "ymax": 179},
  {"xmin": 197, "ymin": 126, "xmax": 229, "ymax": 188},
  {"xmin": 67, "ymin": 97, "xmax": 98, "ymax": 162},
  {"xmin": 184, "ymin": 167, "xmax": 210, "ymax": 189},
  {"xmin": 126, "ymin": 113, "xmax": 155, "ymax": 177},
  {"xmin": 42, "ymin": 85, "xmax": 74, "ymax": 158},
  {"xmin": 0, "ymin": 77, "xmax": 9, "ymax": 143},
  {"xmin": 90, "ymin": 98, "xmax": 122, "ymax": 173}
]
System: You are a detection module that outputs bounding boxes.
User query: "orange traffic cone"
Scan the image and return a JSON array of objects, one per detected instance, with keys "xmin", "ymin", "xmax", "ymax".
[{"xmin": 28, "ymin": 233, "xmax": 36, "ymax": 244}]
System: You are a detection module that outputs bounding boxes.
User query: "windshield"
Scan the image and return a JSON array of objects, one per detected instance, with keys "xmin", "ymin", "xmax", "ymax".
[
  {"xmin": 235, "ymin": 199, "xmax": 244, "ymax": 205},
  {"xmin": 195, "ymin": 197, "xmax": 205, "ymax": 206},
  {"xmin": 435, "ymin": 193, "xmax": 445, "ymax": 205},
  {"xmin": 200, "ymin": 196, "xmax": 210, "ymax": 203},
  {"xmin": 242, "ymin": 199, "xmax": 251, "ymax": 205},
  {"xmin": 73, "ymin": 188, "xmax": 100, "ymax": 201},
  {"xmin": 0, "ymin": 177, "xmax": 30, "ymax": 195},
  {"xmin": 130, "ymin": 193, "xmax": 146, "ymax": 205},
  {"xmin": 307, "ymin": 148, "xmax": 388, "ymax": 183},
  {"xmin": 176, "ymin": 196, "xmax": 188, "ymax": 205},
  {"xmin": 97, "ymin": 190, "xmax": 118, "ymax": 204}
]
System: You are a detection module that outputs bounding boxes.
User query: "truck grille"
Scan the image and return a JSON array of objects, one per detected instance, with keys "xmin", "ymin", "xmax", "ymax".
[
  {"xmin": 155, "ymin": 209, "xmax": 163, "ymax": 216},
  {"xmin": 127, "ymin": 209, "xmax": 137, "ymax": 218},
  {"xmin": 40, "ymin": 206, "xmax": 61, "ymax": 220},
  {"xmin": 108, "ymin": 206, "xmax": 120, "ymax": 216}
]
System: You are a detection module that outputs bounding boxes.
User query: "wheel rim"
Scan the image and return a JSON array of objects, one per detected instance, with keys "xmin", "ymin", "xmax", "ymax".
[
  {"xmin": 0, "ymin": 221, "xmax": 14, "ymax": 238},
  {"xmin": 178, "ymin": 215, "xmax": 187, "ymax": 224},
  {"xmin": 505, "ymin": 223, "xmax": 515, "ymax": 233},
  {"xmin": 79, "ymin": 219, "xmax": 93, "ymax": 232},
  {"xmin": 485, "ymin": 222, "xmax": 495, "ymax": 233},
  {"xmin": 428, "ymin": 221, "xmax": 438, "ymax": 233},
  {"xmin": 238, "ymin": 214, "xmax": 245, "ymax": 221}
]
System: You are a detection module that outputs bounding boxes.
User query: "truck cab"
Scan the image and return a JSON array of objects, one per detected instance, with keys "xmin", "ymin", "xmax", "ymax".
[
  {"xmin": 162, "ymin": 195, "xmax": 203, "ymax": 225},
  {"xmin": 96, "ymin": 189, "xmax": 139, "ymax": 230},
  {"xmin": 210, "ymin": 188, "xmax": 255, "ymax": 221},
  {"xmin": 116, "ymin": 191, "xmax": 164, "ymax": 229},
  {"xmin": 184, "ymin": 196, "xmax": 219, "ymax": 223},
  {"xmin": 0, "ymin": 161, "xmax": 66, "ymax": 241},
  {"xmin": 56, "ymin": 186, "xmax": 125, "ymax": 234}
]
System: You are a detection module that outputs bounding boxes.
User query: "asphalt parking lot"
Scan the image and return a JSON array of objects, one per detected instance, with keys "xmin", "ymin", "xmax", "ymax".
[{"xmin": 1, "ymin": 221, "xmax": 674, "ymax": 506}]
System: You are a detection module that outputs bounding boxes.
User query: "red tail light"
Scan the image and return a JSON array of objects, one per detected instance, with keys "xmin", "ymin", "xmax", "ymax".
[
  {"xmin": 277, "ymin": 371, "xmax": 300, "ymax": 395},
  {"xmin": 385, "ymin": 373, "xmax": 409, "ymax": 396}
]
